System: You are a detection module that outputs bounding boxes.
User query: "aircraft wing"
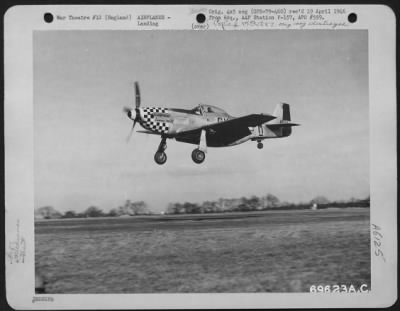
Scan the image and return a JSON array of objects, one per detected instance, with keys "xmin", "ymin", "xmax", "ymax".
[
  {"xmin": 206, "ymin": 114, "xmax": 276, "ymax": 132},
  {"xmin": 176, "ymin": 114, "xmax": 276, "ymax": 140},
  {"xmin": 136, "ymin": 130, "xmax": 161, "ymax": 135}
]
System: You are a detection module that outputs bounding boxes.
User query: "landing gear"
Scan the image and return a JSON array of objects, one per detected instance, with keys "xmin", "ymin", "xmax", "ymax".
[
  {"xmin": 257, "ymin": 141, "xmax": 264, "ymax": 149},
  {"xmin": 191, "ymin": 129, "xmax": 207, "ymax": 164},
  {"xmin": 192, "ymin": 149, "xmax": 205, "ymax": 164},
  {"xmin": 154, "ymin": 137, "xmax": 167, "ymax": 165},
  {"xmin": 154, "ymin": 151, "xmax": 167, "ymax": 165}
]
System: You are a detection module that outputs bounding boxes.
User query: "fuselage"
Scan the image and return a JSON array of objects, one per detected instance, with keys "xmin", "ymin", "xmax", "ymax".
[{"xmin": 129, "ymin": 104, "xmax": 289, "ymax": 147}]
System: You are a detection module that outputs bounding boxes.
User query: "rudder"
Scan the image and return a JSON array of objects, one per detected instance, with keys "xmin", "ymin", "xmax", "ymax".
[
  {"xmin": 272, "ymin": 103, "xmax": 292, "ymax": 137},
  {"xmin": 273, "ymin": 103, "xmax": 291, "ymax": 121}
]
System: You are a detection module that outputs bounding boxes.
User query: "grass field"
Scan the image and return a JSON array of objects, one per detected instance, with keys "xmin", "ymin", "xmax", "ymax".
[{"xmin": 35, "ymin": 208, "xmax": 370, "ymax": 293}]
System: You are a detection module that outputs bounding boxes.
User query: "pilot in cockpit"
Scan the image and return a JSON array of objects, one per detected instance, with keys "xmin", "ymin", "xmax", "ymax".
[{"xmin": 193, "ymin": 104, "xmax": 204, "ymax": 115}]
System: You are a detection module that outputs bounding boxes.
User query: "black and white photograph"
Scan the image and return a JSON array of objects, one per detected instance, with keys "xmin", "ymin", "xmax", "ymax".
[
  {"xmin": 33, "ymin": 28, "xmax": 371, "ymax": 293},
  {"xmin": 4, "ymin": 5, "xmax": 397, "ymax": 309}
]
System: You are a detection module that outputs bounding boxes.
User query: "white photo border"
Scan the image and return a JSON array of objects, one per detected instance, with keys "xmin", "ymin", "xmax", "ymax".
[{"xmin": 4, "ymin": 4, "xmax": 397, "ymax": 309}]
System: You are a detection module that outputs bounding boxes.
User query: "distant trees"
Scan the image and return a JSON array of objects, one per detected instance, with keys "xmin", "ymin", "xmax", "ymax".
[
  {"xmin": 164, "ymin": 193, "xmax": 370, "ymax": 215},
  {"xmin": 107, "ymin": 208, "xmax": 119, "ymax": 217},
  {"xmin": 35, "ymin": 206, "xmax": 62, "ymax": 220},
  {"xmin": 35, "ymin": 193, "xmax": 371, "ymax": 220},
  {"xmin": 310, "ymin": 196, "xmax": 330, "ymax": 205},
  {"xmin": 166, "ymin": 194, "xmax": 279, "ymax": 215},
  {"xmin": 73, "ymin": 201, "xmax": 150, "ymax": 218},
  {"xmin": 62, "ymin": 210, "xmax": 77, "ymax": 218},
  {"xmin": 266, "ymin": 194, "xmax": 280, "ymax": 207},
  {"xmin": 166, "ymin": 202, "xmax": 200, "ymax": 214},
  {"xmin": 117, "ymin": 200, "xmax": 150, "ymax": 216},
  {"xmin": 327, "ymin": 196, "xmax": 370, "ymax": 208},
  {"xmin": 83, "ymin": 206, "xmax": 105, "ymax": 218},
  {"xmin": 35, "ymin": 199, "xmax": 152, "ymax": 221}
]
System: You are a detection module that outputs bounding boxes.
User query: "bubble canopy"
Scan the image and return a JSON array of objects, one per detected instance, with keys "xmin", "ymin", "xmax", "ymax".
[{"xmin": 191, "ymin": 104, "xmax": 229, "ymax": 115}]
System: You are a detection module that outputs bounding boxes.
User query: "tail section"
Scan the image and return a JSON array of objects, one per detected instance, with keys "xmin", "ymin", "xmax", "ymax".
[
  {"xmin": 258, "ymin": 103, "xmax": 298, "ymax": 138},
  {"xmin": 273, "ymin": 103, "xmax": 291, "ymax": 122},
  {"xmin": 271, "ymin": 103, "xmax": 297, "ymax": 137}
]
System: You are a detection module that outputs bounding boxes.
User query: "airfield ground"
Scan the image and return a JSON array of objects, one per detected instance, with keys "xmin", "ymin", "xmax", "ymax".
[{"xmin": 35, "ymin": 208, "xmax": 370, "ymax": 293}]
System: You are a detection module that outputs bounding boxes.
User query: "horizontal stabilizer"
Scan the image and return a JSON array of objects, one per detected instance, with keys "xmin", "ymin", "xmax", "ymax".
[{"xmin": 266, "ymin": 122, "xmax": 299, "ymax": 129}]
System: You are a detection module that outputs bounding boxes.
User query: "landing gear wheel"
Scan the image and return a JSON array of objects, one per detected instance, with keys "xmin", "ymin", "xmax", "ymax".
[
  {"xmin": 154, "ymin": 151, "xmax": 167, "ymax": 165},
  {"xmin": 192, "ymin": 149, "xmax": 205, "ymax": 164},
  {"xmin": 257, "ymin": 142, "xmax": 264, "ymax": 149}
]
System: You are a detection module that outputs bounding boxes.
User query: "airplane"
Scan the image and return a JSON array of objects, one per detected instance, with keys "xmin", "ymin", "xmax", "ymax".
[{"xmin": 123, "ymin": 82, "xmax": 299, "ymax": 165}]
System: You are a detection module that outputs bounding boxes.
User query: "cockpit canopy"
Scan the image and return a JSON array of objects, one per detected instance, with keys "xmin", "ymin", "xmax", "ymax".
[{"xmin": 192, "ymin": 104, "xmax": 229, "ymax": 116}]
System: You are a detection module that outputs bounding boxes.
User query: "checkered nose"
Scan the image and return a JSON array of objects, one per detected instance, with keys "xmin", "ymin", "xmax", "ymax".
[{"xmin": 140, "ymin": 107, "xmax": 170, "ymax": 134}]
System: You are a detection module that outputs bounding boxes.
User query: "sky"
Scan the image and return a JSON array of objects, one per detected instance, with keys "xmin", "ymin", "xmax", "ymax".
[{"xmin": 34, "ymin": 30, "xmax": 369, "ymax": 213}]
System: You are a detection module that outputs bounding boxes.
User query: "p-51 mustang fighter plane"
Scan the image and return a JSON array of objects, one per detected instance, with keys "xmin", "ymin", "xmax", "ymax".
[{"xmin": 123, "ymin": 82, "xmax": 299, "ymax": 165}]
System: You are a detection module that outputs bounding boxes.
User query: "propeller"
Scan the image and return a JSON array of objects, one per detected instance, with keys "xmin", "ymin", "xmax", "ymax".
[
  {"xmin": 135, "ymin": 81, "xmax": 140, "ymax": 108},
  {"xmin": 126, "ymin": 120, "xmax": 137, "ymax": 142},
  {"xmin": 124, "ymin": 81, "xmax": 141, "ymax": 142}
]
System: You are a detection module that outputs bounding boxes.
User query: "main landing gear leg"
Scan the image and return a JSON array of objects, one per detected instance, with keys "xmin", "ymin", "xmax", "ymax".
[
  {"xmin": 192, "ymin": 129, "xmax": 207, "ymax": 164},
  {"xmin": 154, "ymin": 137, "xmax": 167, "ymax": 165}
]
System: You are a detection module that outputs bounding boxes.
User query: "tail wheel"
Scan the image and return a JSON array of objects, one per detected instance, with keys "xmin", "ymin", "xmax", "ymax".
[
  {"xmin": 192, "ymin": 149, "xmax": 205, "ymax": 164},
  {"xmin": 257, "ymin": 142, "xmax": 263, "ymax": 149},
  {"xmin": 154, "ymin": 151, "xmax": 167, "ymax": 165}
]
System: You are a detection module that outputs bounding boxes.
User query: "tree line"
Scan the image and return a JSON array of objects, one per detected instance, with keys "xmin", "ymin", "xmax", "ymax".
[
  {"xmin": 165, "ymin": 195, "xmax": 370, "ymax": 214},
  {"xmin": 35, "ymin": 200, "xmax": 151, "ymax": 219},
  {"xmin": 34, "ymin": 194, "xmax": 370, "ymax": 220}
]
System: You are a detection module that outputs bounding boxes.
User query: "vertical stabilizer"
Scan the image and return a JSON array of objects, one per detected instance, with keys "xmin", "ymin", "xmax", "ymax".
[
  {"xmin": 257, "ymin": 103, "xmax": 298, "ymax": 139},
  {"xmin": 270, "ymin": 103, "xmax": 292, "ymax": 136},
  {"xmin": 273, "ymin": 103, "xmax": 291, "ymax": 121}
]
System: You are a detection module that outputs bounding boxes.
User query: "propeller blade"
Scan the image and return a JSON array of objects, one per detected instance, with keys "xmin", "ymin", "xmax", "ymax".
[
  {"xmin": 135, "ymin": 82, "xmax": 141, "ymax": 108},
  {"xmin": 126, "ymin": 120, "xmax": 137, "ymax": 143}
]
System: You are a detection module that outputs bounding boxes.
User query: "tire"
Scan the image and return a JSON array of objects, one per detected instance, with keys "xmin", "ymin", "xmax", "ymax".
[
  {"xmin": 257, "ymin": 142, "xmax": 263, "ymax": 149},
  {"xmin": 192, "ymin": 149, "xmax": 205, "ymax": 164},
  {"xmin": 154, "ymin": 151, "xmax": 167, "ymax": 165}
]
